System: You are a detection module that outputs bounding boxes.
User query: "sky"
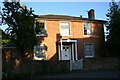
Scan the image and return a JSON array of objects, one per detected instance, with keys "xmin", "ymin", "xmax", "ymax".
[
  {"xmin": 20, "ymin": 2, "xmax": 109, "ymax": 20},
  {"xmin": 0, "ymin": 2, "xmax": 110, "ymax": 31}
]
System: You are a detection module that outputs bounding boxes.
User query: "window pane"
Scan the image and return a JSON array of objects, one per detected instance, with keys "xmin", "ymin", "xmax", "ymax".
[
  {"xmin": 87, "ymin": 30, "xmax": 92, "ymax": 35},
  {"xmin": 39, "ymin": 22, "xmax": 44, "ymax": 28}
]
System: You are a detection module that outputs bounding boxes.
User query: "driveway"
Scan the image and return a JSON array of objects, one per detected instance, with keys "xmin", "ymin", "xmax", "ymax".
[{"xmin": 25, "ymin": 71, "xmax": 120, "ymax": 79}]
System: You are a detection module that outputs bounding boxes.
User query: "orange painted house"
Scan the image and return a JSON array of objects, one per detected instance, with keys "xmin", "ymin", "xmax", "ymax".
[{"xmin": 33, "ymin": 9, "xmax": 106, "ymax": 62}]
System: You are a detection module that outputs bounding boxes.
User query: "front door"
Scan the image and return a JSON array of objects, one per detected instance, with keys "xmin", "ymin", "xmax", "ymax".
[{"xmin": 61, "ymin": 45, "xmax": 71, "ymax": 60}]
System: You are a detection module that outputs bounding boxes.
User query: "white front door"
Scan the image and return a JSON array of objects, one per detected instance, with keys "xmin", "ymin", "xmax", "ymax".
[{"xmin": 61, "ymin": 45, "xmax": 71, "ymax": 60}]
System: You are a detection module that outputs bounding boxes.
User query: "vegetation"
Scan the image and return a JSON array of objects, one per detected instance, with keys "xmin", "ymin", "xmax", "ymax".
[
  {"xmin": 106, "ymin": 0, "xmax": 120, "ymax": 57},
  {"xmin": 2, "ymin": 2, "xmax": 37, "ymax": 59},
  {"xmin": 1, "ymin": 29, "xmax": 11, "ymax": 46}
]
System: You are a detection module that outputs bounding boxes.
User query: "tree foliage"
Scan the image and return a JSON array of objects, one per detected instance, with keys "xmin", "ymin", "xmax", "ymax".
[
  {"xmin": 1, "ymin": 29, "xmax": 11, "ymax": 46},
  {"xmin": 106, "ymin": 0, "xmax": 120, "ymax": 57},
  {"xmin": 2, "ymin": 2, "xmax": 37, "ymax": 58}
]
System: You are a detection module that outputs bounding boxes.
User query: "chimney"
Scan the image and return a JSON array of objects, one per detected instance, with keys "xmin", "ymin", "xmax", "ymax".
[
  {"xmin": 88, "ymin": 9, "xmax": 95, "ymax": 19},
  {"xmin": 12, "ymin": 0, "xmax": 18, "ymax": 2},
  {"xmin": 80, "ymin": 15, "xmax": 82, "ymax": 18},
  {"xmin": 4, "ymin": 0, "xmax": 8, "ymax": 2}
]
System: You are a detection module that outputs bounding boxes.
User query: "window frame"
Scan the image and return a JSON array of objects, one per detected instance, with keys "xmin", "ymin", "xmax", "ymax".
[
  {"xmin": 60, "ymin": 21, "xmax": 71, "ymax": 36},
  {"xmin": 35, "ymin": 21, "xmax": 46, "ymax": 36},
  {"xmin": 33, "ymin": 43, "xmax": 47, "ymax": 60},
  {"xmin": 83, "ymin": 23, "xmax": 92, "ymax": 36},
  {"xmin": 84, "ymin": 43, "xmax": 94, "ymax": 58}
]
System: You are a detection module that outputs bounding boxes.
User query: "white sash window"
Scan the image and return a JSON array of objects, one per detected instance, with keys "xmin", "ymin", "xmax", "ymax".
[
  {"xmin": 35, "ymin": 22, "xmax": 46, "ymax": 36},
  {"xmin": 60, "ymin": 22, "xmax": 70, "ymax": 36},
  {"xmin": 84, "ymin": 43, "xmax": 94, "ymax": 58},
  {"xmin": 84, "ymin": 23, "xmax": 92, "ymax": 36},
  {"xmin": 33, "ymin": 43, "xmax": 47, "ymax": 60}
]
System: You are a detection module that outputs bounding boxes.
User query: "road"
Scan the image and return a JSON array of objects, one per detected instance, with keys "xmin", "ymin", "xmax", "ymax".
[{"xmin": 25, "ymin": 70, "xmax": 120, "ymax": 80}]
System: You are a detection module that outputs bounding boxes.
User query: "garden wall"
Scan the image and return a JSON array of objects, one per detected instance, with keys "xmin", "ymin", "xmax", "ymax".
[
  {"xmin": 21, "ymin": 60, "xmax": 70, "ymax": 75},
  {"xmin": 83, "ymin": 58, "xmax": 119, "ymax": 70},
  {"xmin": 3, "ymin": 60, "xmax": 70, "ymax": 78}
]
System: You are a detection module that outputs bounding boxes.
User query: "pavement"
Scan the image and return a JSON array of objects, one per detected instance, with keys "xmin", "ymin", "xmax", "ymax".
[{"xmin": 25, "ymin": 70, "xmax": 120, "ymax": 80}]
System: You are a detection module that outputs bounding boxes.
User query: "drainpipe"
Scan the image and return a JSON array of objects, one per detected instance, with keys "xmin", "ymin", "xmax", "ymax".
[
  {"xmin": 60, "ymin": 39, "xmax": 62, "ymax": 53},
  {"xmin": 60, "ymin": 34, "xmax": 62, "ymax": 60}
]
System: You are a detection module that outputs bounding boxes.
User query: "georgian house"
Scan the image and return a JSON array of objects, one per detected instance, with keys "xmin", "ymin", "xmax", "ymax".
[{"xmin": 33, "ymin": 9, "xmax": 106, "ymax": 63}]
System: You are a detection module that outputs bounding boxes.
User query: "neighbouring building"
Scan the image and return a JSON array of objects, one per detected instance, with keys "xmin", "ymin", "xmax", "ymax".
[
  {"xmin": 118, "ymin": 1, "xmax": 120, "ymax": 9},
  {"xmin": 33, "ymin": 9, "xmax": 106, "ymax": 62}
]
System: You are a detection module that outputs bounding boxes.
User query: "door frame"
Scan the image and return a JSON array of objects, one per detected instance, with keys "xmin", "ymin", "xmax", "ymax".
[{"xmin": 58, "ymin": 39, "xmax": 78, "ymax": 60}]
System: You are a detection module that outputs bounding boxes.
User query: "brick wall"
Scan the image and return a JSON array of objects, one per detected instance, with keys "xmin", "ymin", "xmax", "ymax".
[
  {"xmin": 40, "ymin": 20, "xmax": 105, "ymax": 60},
  {"xmin": 83, "ymin": 58, "xmax": 119, "ymax": 70},
  {"xmin": 3, "ymin": 59, "xmax": 70, "ymax": 77},
  {"xmin": 21, "ymin": 60, "xmax": 70, "ymax": 74}
]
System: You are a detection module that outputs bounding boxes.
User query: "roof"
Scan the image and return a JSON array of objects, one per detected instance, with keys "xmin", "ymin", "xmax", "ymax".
[{"xmin": 36, "ymin": 14, "xmax": 107, "ymax": 23}]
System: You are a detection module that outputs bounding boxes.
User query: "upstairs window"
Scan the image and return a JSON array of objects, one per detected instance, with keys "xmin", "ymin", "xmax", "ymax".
[
  {"xmin": 60, "ymin": 22, "xmax": 70, "ymax": 36},
  {"xmin": 35, "ymin": 22, "xmax": 46, "ymax": 36},
  {"xmin": 84, "ymin": 23, "xmax": 92, "ymax": 36}
]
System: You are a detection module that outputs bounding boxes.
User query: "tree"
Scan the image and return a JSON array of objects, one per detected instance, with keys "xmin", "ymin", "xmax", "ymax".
[
  {"xmin": 2, "ymin": 2, "xmax": 37, "ymax": 59},
  {"xmin": 106, "ymin": 0, "xmax": 120, "ymax": 57},
  {"xmin": 1, "ymin": 29, "xmax": 11, "ymax": 46}
]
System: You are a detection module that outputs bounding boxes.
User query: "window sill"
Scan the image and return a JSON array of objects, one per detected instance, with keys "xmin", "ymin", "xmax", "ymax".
[
  {"xmin": 36, "ymin": 34, "xmax": 47, "ymax": 37},
  {"xmin": 85, "ymin": 56, "xmax": 94, "ymax": 58},
  {"xmin": 83, "ymin": 35, "xmax": 93, "ymax": 37},
  {"xmin": 61, "ymin": 35, "xmax": 72, "ymax": 37}
]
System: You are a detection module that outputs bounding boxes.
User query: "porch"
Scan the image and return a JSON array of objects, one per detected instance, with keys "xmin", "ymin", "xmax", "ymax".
[{"xmin": 58, "ymin": 39, "xmax": 83, "ymax": 71}]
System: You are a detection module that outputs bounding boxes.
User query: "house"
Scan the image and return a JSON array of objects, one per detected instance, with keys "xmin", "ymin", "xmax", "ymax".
[{"xmin": 33, "ymin": 9, "xmax": 106, "ymax": 62}]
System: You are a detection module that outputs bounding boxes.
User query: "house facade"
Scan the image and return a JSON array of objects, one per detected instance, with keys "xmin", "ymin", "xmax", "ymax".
[{"xmin": 33, "ymin": 9, "xmax": 106, "ymax": 61}]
